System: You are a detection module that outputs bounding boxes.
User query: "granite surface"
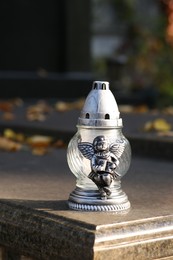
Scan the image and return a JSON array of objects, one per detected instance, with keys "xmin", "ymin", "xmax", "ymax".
[{"xmin": 0, "ymin": 149, "xmax": 173, "ymax": 259}]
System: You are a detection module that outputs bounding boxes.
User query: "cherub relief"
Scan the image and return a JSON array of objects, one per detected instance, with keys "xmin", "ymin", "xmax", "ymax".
[{"xmin": 78, "ymin": 135, "xmax": 125, "ymax": 199}]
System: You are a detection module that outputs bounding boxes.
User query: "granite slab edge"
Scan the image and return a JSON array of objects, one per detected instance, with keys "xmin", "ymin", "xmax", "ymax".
[
  {"xmin": 0, "ymin": 200, "xmax": 95, "ymax": 260},
  {"xmin": 0, "ymin": 200, "xmax": 173, "ymax": 259}
]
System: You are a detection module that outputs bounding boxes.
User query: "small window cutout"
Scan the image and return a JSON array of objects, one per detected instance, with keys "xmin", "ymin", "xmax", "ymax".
[
  {"xmin": 102, "ymin": 83, "xmax": 106, "ymax": 90},
  {"xmin": 94, "ymin": 83, "xmax": 97, "ymax": 89},
  {"xmin": 105, "ymin": 114, "xmax": 110, "ymax": 119},
  {"xmin": 86, "ymin": 113, "xmax": 90, "ymax": 119}
]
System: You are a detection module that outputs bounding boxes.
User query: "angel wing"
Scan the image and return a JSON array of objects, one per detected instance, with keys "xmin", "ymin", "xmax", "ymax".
[
  {"xmin": 109, "ymin": 140, "xmax": 125, "ymax": 159},
  {"xmin": 78, "ymin": 142, "xmax": 94, "ymax": 161}
]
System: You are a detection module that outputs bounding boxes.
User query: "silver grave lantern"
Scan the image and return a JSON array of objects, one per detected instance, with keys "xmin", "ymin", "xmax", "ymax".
[{"xmin": 67, "ymin": 81, "xmax": 131, "ymax": 212}]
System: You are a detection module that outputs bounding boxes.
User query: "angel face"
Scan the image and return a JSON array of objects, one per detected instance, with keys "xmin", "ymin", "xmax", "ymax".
[{"xmin": 93, "ymin": 136, "xmax": 109, "ymax": 152}]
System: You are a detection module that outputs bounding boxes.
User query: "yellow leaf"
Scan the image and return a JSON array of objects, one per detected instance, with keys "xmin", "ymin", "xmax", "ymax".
[
  {"xmin": 4, "ymin": 129, "xmax": 16, "ymax": 140},
  {"xmin": 144, "ymin": 118, "xmax": 171, "ymax": 132},
  {"xmin": 153, "ymin": 118, "xmax": 171, "ymax": 132},
  {"xmin": 27, "ymin": 135, "xmax": 52, "ymax": 148}
]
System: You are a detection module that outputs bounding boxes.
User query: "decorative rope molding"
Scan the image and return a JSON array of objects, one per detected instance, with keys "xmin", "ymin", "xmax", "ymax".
[{"xmin": 68, "ymin": 201, "xmax": 130, "ymax": 212}]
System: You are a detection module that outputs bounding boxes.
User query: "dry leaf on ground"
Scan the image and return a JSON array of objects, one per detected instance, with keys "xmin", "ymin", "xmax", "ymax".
[
  {"xmin": 53, "ymin": 139, "xmax": 66, "ymax": 148},
  {"xmin": 4, "ymin": 129, "xmax": 25, "ymax": 142},
  {"xmin": 31, "ymin": 147, "xmax": 49, "ymax": 156},
  {"xmin": 0, "ymin": 137, "xmax": 22, "ymax": 151},
  {"xmin": 162, "ymin": 106, "xmax": 173, "ymax": 115},
  {"xmin": 26, "ymin": 101, "xmax": 52, "ymax": 121},
  {"xmin": 2, "ymin": 112, "xmax": 15, "ymax": 121},
  {"xmin": 0, "ymin": 101, "xmax": 14, "ymax": 112},
  {"xmin": 143, "ymin": 118, "xmax": 172, "ymax": 132},
  {"xmin": 55, "ymin": 98, "xmax": 85, "ymax": 112},
  {"xmin": 26, "ymin": 135, "xmax": 53, "ymax": 148}
]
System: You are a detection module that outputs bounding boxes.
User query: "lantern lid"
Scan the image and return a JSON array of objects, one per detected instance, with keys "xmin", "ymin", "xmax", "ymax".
[{"xmin": 78, "ymin": 81, "xmax": 122, "ymax": 128}]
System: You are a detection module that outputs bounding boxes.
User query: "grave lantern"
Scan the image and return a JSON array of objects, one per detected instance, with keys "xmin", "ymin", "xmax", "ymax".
[{"xmin": 67, "ymin": 81, "xmax": 131, "ymax": 212}]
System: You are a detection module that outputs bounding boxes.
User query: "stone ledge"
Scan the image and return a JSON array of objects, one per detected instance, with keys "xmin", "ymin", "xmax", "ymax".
[
  {"xmin": 0, "ymin": 108, "xmax": 172, "ymax": 160},
  {"xmin": 0, "ymin": 151, "xmax": 172, "ymax": 259},
  {"xmin": 128, "ymin": 134, "xmax": 173, "ymax": 160},
  {"xmin": 0, "ymin": 201, "xmax": 95, "ymax": 259},
  {"xmin": 0, "ymin": 200, "xmax": 173, "ymax": 259}
]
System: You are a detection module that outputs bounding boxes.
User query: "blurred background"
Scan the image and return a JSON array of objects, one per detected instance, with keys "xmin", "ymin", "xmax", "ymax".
[
  {"xmin": 0, "ymin": 0, "xmax": 173, "ymax": 108},
  {"xmin": 91, "ymin": 0, "xmax": 173, "ymax": 109}
]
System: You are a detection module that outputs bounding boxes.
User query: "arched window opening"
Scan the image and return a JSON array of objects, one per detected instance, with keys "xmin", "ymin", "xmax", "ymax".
[
  {"xmin": 105, "ymin": 114, "xmax": 110, "ymax": 119},
  {"xmin": 86, "ymin": 113, "xmax": 90, "ymax": 119},
  {"xmin": 94, "ymin": 82, "xmax": 97, "ymax": 89}
]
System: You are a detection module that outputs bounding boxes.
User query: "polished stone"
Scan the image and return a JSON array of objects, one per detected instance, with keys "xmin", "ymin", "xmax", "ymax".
[{"xmin": 0, "ymin": 149, "xmax": 173, "ymax": 259}]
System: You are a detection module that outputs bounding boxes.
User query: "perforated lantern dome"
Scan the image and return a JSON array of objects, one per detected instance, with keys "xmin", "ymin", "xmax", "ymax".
[{"xmin": 78, "ymin": 81, "xmax": 122, "ymax": 128}]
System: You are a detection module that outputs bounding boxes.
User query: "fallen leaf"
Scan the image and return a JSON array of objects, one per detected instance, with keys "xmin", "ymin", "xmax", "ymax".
[
  {"xmin": 27, "ymin": 135, "xmax": 53, "ymax": 148},
  {"xmin": 133, "ymin": 105, "xmax": 149, "ymax": 113},
  {"xmin": 72, "ymin": 98, "xmax": 85, "ymax": 110},
  {"xmin": 4, "ymin": 129, "xmax": 16, "ymax": 139},
  {"xmin": 0, "ymin": 137, "xmax": 22, "ymax": 151},
  {"xmin": 55, "ymin": 98, "xmax": 85, "ymax": 112},
  {"xmin": 55, "ymin": 101, "xmax": 71, "ymax": 112},
  {"xmin": 0, "ymin": 101, "xmax": 14, "ymax": 112},
  {"xmin": 143, "ymin": 118, "xmax": 172, "ymax": 132},
  {"xmin": 143, "ymin": 121, "xmax": 153, "ymax": 132},
  {"xmin": 31, "ymin": 147, "xmax": 48, "ymax": 155},
  {"xmin": 162, "ymin": 106, "xmax": 173, "ymax": 115},
  {"xmin": 119, "ymin": 105, "xmax": 134, "ymax": 113},
  {"xmin": 3, "ymin": 129, "xmax": 25, "ymax": 143},
  {"xmin": 2, "ymin": 112, "xmax": 15, "ymax": 121},
  {"xmin": 26, "ymin": 100, "xmax": 52, "ymax": 121},
  {"xmin": 26, "ymin": 113, "xmax": 46, "ymax": 121},
  {"xmin": 53, "ymin": 139, "xmax": 66, "ymax": 148},
  {"xmin": 15, "ymin": 133, "xmax": 25, "ymax": 143},
  {"xmin": 153, "ymin": 118, "xmax": 171, "ymax": 132}
]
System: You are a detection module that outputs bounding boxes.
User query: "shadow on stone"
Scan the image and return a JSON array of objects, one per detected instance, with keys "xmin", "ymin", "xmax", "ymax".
[{"xmin": 0, "ymin": 199, "xmax": 69, "ymax": 212}]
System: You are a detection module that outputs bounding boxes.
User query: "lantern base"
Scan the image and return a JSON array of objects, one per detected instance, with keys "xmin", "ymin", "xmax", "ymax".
[{"xmin": 68, "ymin": 187, "xmax": 130, "ymax": 212}]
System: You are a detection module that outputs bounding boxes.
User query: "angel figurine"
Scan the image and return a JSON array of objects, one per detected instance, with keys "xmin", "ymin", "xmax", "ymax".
[{"xmin": 78, "ymin": 135, "xmax": 125, "ymax": 199}]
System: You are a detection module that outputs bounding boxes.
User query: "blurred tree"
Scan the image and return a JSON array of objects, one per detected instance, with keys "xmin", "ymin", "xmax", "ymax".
[
  {"xmin": 111, "ymin": 0, "xmax": 173, "ymax": 107},
  {"xmin": 92, "ymin": 0, "xmax": 173, "ymax": 107}
]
